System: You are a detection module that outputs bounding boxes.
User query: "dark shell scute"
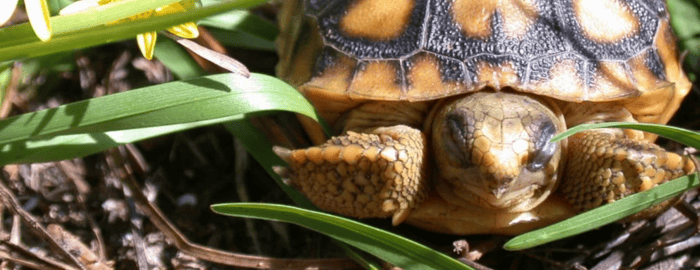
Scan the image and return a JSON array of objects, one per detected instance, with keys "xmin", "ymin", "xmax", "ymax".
[
  {"xmin": 304, "ymin": 0, "xmax": 671, "ymax": 101},
  {"xmin": 403, "ymin": 52, "xmax": 471, "ymax": 86},
  {"xmin": 314, "ymin": 48, "xmax": 346, "ymax": 77},
  {"xmin": 436, "ymin": 54, "xmax": 470, "ymax": 85},
  {"xmin": 553, "ymin": 0, "xmax": 659, "ymax": 60},
  {"xmin": 464, "ymin": 55, "xmax": 530, "ymax": 83},
  {"xmin": 645, "ymin": 49, "xmax": 666, "ymax": 81},
  {"xmin": 305, "ymin": 0, "xmax": 337, "ymax": 16},
  {"xmin": 311, "ymin": 0, "xmax": 429, "ymax": 59},
  {"xmin": 528, "ymin": 53, "xmax": 586, "ymax": 83},
  {"xmin": 637, "ymin": 0, "xmax": 668, "ymax": 19}
]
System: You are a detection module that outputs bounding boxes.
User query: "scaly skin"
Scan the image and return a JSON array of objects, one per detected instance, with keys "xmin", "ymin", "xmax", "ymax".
[
  {"xmin": 274, "ymin": 126, "xmax": 428, "ymax": 225},
  {"xmin": 275, "ymin": 92, "xmax": 695, "ymax": 234},
  {"xmin": 562, "ymin": 131, "xmax": 695, "ymax": 218}
]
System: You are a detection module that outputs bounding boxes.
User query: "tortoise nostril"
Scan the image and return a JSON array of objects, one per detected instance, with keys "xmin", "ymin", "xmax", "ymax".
[{"xmin": 492, "ymin": 186, "xmax": 508, "ymax": 199}]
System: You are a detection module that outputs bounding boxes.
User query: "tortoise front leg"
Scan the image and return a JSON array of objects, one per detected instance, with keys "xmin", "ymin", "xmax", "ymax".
[
  {"xmin": 561, "ymin": 130, "xmax": 695, "ymax": 217},
  {"xmin": 273, "ymin": 125, "xmax": 428, "ymax": 225}
]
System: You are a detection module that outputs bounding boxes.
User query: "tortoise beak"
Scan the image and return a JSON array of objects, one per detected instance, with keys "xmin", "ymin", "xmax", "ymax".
[{"xmin": 492, "ymin": 186, "xmax": 508, "ymax": 199}]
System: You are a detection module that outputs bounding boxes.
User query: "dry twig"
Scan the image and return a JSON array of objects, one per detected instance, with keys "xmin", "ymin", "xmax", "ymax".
[
  {"xmin": 109, "ymin": 145, "xmax": 359, "ymax": 269},
  {"xmin": 0, "ymin": 175, "xmax": 87, "ymax": 270}
]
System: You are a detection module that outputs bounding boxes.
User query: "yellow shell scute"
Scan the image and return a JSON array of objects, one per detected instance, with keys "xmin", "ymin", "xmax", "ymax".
[
  {"xmin": 349, "ymin": 61, "xmax": 405, "ymax": 99},
  {"xmin": 572, "ymin": 0, "xmax": 638, "ymax": 43},
  {"xmin": 451, "ymin": 0, "xmax": 538, "ymax": 40},
  {"xmin": 340, "ymin": 0, "xmax": 414, "ymax": 40}
]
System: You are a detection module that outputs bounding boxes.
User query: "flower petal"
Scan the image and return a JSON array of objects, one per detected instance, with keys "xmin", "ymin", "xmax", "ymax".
[
  {"xmin": 137, "ymin": 32, "xmax": 158, "ymax": 60},
  {"xmin": 167, "ymin": 22, "xmax": 199, "ymax": 39},
  {"xmin": 154, "ymin": 1, "xmax": 186, "ymax": 15},
  {"xmin": 0, "ymin": 0, "xmax": 20, "ymax": 26},
  {"xmin": 24, "ymin": 0, "xmax": 52, "ymax": 41}
]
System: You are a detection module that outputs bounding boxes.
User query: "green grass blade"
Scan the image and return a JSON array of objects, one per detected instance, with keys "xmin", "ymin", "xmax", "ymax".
[
  {"xmin": 506, "ymin": 122, "xmax": 700, "ymax": 250},
  {"xmin": 2, "ymin": 116, "xmax": 244, "ymax": 164},
  {"xmin": 154, "ymin": 38, "xmax": 207, "ymax": 79},
  {"xmin": 1, "ymin": 0, "xmax": 179, "ymax": 46},
  {"xmin": 206, "ymin": 28, "xmax": 275, "ymax": 51},
  {"xmin": 199, "ymin": 9, "xmax": 277, "ymax": 49},
  {"xmin": 0, "ymin": 73, "xmax": 318, "ymax": 165},
  {"xmin": 0, "ymin": 0, "xmax": 268, "ymax": 61},
  {"xmin": 201, "ymin": 10, "xmax": 277, "ymax": 41},
  {"xmin": 52, "ymin": 0, "xmax": 180, "ymax": 34},
  {"xmin": 505, "ymin": 173, "xmax": 699, "ymax": 250},
  {"xmin": 0, "ymin": 67, "xmax": 10, "ymax": 104},
  {"xmin": 211, "ymin": 203, "xmax": 473, "ymax": 270},
  {"xmin": 47, "ymin": 0, "xmax": 74, "ymax": 14},
  {"xmin": 552, "ymin": 122, "xmax": 700, "ymax": 149}
]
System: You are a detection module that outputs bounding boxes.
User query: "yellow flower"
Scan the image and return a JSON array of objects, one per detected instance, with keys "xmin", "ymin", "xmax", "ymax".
[
  {"xmin": 0, "ymin": 0, "xmax": 20, "ymax": 27},
  {"xmin": 62, "ymin": 0, "xmax": 199, "ymax": 60},
  {"xmin": 25, "ymin": 0, "xmax": 52, "ymax": 41}
]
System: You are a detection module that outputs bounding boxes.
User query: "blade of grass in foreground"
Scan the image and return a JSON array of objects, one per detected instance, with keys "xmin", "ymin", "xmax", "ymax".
[
  {"xmin": 0, "ymin": 0, "xmax": 267, "ymax": 61},
  {"xmin": 199, "ymin": 10, "xmax": 276, "ymax": 51},
  {"xmin": 552, "ymin": 122, "xmax": 700, "ymax": 149},
  {"xmin": 506, "ymin": 122, "xmax": 700, "ymax": 250},
  {"xmin": 505, "ymin": 173, "xmax": 698, "ymax": 250},
  {"xmin": 0, "ymin": 73, "xmax": 317, "ymax": 165},
  {"xmin": 211, "ymin": 203, "xmax": 473, "ymax": 270}
]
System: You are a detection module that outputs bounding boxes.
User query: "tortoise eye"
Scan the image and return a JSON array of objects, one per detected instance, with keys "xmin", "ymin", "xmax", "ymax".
[
  {"xmin": 444, "ymin": 114, "xmax": 471, "ymax": 165},
  {"xmin": 527, "ymin": 121, "xmax": 558, "ymax": 172}
]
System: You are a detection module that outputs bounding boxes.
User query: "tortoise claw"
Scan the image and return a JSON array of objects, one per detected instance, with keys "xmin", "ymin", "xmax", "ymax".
[
  {"xmin": 271, "ymin": 166, "xmax": 293, "ymax": 186},
  {"xmin": 272, "ymin": 146, "xmax": 292, "ymax": 163},
  {"xmin": 391, "ymin": 207, "xmax": 411, "ymax": 226}
]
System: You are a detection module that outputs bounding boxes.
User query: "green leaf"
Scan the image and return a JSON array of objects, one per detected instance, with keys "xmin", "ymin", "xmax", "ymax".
[
  {"xmin": 56, "ymin": 0, "xmax": 180, "ymax": 33},
  {"xmin": 46, "ymin": 0, "xmax": 74, "ymax": 14},
  {"xmin": 551, "ymin": 122, "xmax": 700, "ymax": 150},
  {"xmin": 0, "ymin": 73, "xmax": 319, "ymax": 165},
  {"xmin": 668, "ymin": 0, "xmax": 700, "ymax": 41},
  {"xmin": 200, "ymin": 10, "xmax": 277, "ymax": 51},
  {"xmin": 199, "ymin": 10, "xmax": 276, "ymax": 50},
  {"xmin": 200, "ymin": 9, "xmax": 277, "ymax": 41},
  {"xmin": 505, "ymin": 122, "xmax": 700, "ymax": 250},
  {"xmin": 0, "ymin": 67, "xmax": 10, "ymax": 104},
  {"xmin": 25, "ymin": 0, "xmax": 180, "ymax": 38},
  {"xmin": 207, "ymin": 28, "xmax": 275, "ymax": 51},
  {"xmin": 155, "ymin": 38, "xmax": 207, "ymax": 79},
  {"xmin": 668, "ymin": 0, "xmax": 700, "ymax": 74},
  {"xmin": 505, "ymin": 173, "xmax": 699, "ymax": 250},
  {"xmin": 211, "ymin": 203, "xmax": 473, "ymax": 270},
  {"xmin": 0, "ymin": 0, "xmax": 269, "ymax": 61}
]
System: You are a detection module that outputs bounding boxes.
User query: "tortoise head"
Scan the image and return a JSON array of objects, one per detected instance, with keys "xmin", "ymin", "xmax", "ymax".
[{"xmin": 431, "ymin": 91, "xmax": 567, "ymax": 212}]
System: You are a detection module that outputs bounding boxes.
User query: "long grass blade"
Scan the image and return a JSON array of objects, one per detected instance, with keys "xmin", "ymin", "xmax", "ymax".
[
  {"xmin": 506, "ymin": 122, "xmax": 700, "ymax": 250},
  {"xmin": 0, "ymin": 73, "xmax": 317, "ymax": 165},
  {"xmin": 212, "ymin": 203, "xmax": 474, "ymax": 270}
]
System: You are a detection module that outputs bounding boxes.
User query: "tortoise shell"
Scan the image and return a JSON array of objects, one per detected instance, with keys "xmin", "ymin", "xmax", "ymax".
[{"xmin": 277, "ymin": 0, "xmax": 687, "ymax": 105}]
